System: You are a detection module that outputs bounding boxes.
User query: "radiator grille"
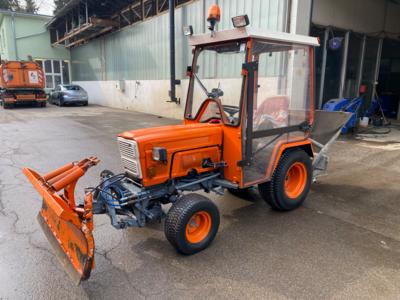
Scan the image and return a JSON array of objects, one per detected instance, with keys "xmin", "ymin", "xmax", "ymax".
[
  {"xmin": 117, "ymin": 137, "xmax": 142, "ymax": 178},
  {"xmin": 118, "ymin": 138, "xmax": 138, "ymax": 159}
]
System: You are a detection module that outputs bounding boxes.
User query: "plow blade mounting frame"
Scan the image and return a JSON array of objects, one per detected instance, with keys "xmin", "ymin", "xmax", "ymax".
[{"xmin": 23, "ymin": 157, "xmax": 99, "ymax": 284}]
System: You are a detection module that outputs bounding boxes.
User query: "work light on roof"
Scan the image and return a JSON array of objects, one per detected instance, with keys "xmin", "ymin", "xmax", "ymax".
[
  {"xmin": 232, "ymin": 15, "xmax": 250, "ymax": 28},
  {"xmin": 183, "ymin": 25, "xmax": 193, "ymax": 36}
]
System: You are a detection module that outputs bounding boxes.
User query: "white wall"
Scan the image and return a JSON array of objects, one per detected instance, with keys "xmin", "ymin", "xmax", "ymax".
[
  {"xmin": 312, "ymin": 0, "xmax": 400, "ymax": 34},
  {"xmin": 74, "ymin": 80, "xmax": 188, "ymax": 119},
  {"xmin": 75, "ymin": 77, "xmax": 281, "ymax": 120}
]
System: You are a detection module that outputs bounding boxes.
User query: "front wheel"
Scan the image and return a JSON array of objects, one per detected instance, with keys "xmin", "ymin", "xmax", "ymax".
[
  {"xmin": 164, "ymin": 194, "xmax": 220, "ymax": 255},
  {"xmin": 57, "ymin": 96, "xmax": 64, "ymax": 106},
  {"xmin": 258, "ymin": 149, "xmax": 312, "ymax": 211}
]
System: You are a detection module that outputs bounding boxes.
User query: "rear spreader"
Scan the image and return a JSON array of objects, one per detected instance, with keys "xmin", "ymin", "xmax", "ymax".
[{"xmin": 22, "ymin": 7, "xmax": 352, "ymax": 284}]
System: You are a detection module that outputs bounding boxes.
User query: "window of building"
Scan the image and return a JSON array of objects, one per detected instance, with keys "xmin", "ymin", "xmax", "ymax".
[{"xmin": 36, "ymin": 59, "xmax": 71, "ymax": 89}]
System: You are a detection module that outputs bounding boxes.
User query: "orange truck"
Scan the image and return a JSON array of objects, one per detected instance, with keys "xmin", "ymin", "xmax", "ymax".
[
  {"xmin": 22, "ymin": 6, "xmax": 351, "ymax": 284},
  {"xmin": 0, "ymin": 60, "xmax": 47, "ymax": 108}
]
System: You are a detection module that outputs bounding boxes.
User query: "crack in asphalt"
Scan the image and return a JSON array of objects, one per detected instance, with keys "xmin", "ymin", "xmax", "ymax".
[{"xmin": 91, "ymin": 234, "xmax": 146, "ymax": 298}]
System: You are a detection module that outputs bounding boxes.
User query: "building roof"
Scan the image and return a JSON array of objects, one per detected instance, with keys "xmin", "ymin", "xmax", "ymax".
[
  {"xmin": 189, "ymin": 27, "xmax": 320, "ymax": 47},
  {"xmin": 0, "ymin": 9, "xmax": 52, "ymax": 19}
]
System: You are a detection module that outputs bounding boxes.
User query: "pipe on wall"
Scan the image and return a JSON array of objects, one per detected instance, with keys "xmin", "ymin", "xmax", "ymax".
[
  {"xmin": 338, "ymin": 31, "xmax": 350, "ymax": 99},
  {"xmin": 11, "ymin": 12, "xmax": 18, "ymax": 60},
  {"xmin": 318, "ymin": 27, "xmax": 329, "ymax": 109},
  {"xmin": 168, "ymin": 0, "xmax": 179, "ymax": 103},
  {"xmin": 355, "ymin": 35, "xmax": 366, "ymax": 97}
]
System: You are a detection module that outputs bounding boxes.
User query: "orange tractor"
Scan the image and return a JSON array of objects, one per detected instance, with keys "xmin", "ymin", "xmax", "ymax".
[
  {"xmin": 23, "ymin": 8, "xmax": 350, "ymax": 284},
  {"xmin": 0, "ymin": 60, "xmax": 47, "ymax": 108}
]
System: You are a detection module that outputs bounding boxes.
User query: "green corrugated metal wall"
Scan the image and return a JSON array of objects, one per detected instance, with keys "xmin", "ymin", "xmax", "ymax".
[{"xmin": 71, "ymin": 0, "xmax": 289, "ymax": 81}]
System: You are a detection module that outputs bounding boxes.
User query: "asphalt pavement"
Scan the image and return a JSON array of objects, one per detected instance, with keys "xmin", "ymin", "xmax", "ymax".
[{"xmin": 1, "ymin": 104, "xmax": 400, "ymax": 299}]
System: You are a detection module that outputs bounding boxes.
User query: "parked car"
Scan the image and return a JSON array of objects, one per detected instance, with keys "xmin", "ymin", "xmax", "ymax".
[{"xmin": 49, "ymin": 84, "xmax": 88, "ymax": 106}]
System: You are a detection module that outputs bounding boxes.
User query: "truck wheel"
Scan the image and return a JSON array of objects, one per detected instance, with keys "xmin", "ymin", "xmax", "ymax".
[
  {"xmin": 258, "ymin": 149, "xmax": 312, "ymax": 211},
  {"xmin": 164, "ymin": 193, "xmax": 219, "ymax": 255}
]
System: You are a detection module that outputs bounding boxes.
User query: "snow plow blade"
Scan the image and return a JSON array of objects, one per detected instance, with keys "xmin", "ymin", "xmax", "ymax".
[{"xmin": 22, "ymin": 157, "xmax": 99, "ymax": 284}]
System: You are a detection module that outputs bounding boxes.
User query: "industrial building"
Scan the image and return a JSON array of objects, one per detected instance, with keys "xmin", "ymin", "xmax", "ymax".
[{"xmin": 42, "ymin": 0, "xmax": 400, "ymax": 120}]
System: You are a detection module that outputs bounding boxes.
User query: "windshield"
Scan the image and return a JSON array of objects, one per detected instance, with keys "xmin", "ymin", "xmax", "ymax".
[{"xmin": 185, "ymin": 41, "xmax": 247, "ymax": 125}]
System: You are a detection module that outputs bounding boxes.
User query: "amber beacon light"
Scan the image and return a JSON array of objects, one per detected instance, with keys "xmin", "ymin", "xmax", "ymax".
[{"xmin": 207, "ymin": 4, "xmax": 221, "ymax": 34}]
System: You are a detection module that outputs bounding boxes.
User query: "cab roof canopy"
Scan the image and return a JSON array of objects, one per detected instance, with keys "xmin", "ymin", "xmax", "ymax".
[{"xmin": 189, "ymin": 27, "xmax": 320, "ymax": 47}]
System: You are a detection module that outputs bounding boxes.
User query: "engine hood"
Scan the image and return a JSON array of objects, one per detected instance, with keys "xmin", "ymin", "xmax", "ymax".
[
  {"xmin": 119, "ymin": 123, "xmax": 222, "ymax": 144},
  {"xmin": 118, "ymin": 123, "xmax": 223, "ymax": 187}
]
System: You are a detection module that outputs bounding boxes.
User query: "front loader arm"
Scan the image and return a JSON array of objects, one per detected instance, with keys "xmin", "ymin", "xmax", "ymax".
[{"xmin": 23, "ymin": 157, "xmax": 99, "ymax": 284}]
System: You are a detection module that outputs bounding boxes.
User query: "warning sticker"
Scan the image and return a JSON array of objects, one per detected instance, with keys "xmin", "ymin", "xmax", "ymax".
[{"xmin": 28, "ymin": 71, "xmax": 39, "ymax": 84}]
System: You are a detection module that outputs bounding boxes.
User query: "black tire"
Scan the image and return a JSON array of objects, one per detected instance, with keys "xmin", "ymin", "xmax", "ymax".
[
  {"xmin": 164, "ymin": 193, "xmax": 220, "ymax": 255},
  {"xmin": 59, "ymin": 99, "xmax": 64, "ymax": 106},
  {"xmin": 258, "ymin": 149, "xmax": 312, "ymax": 211},
  {"xmin": 83, "ymin": 102, "xmax": 88, "ymax": 106}
]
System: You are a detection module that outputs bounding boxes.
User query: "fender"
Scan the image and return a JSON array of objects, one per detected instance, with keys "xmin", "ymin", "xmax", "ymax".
[{"xmin": 243, "ymin": 139, "xmax": 313, "ymax": 188}]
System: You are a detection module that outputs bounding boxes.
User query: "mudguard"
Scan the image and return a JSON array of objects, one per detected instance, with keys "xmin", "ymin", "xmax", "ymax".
[{"xmin": 22, "ymin": 157, "xmax": 99, "ymax": 284}]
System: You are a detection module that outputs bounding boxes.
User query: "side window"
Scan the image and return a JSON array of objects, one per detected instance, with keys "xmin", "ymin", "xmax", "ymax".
[{"xmin": 252, "ymin": 42, "xmax": 310, "ymax": 130}]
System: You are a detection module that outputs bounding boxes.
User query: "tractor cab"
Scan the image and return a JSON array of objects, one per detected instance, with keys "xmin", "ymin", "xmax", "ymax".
[{"xmin": 184, "ymin": 20, "xmax": 319, "ymax": 187}]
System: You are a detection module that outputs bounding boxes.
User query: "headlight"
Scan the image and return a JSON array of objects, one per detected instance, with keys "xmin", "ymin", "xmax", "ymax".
[{"xmin": 152, "ymin": 147, "xmax": 167, "ymax": 163}]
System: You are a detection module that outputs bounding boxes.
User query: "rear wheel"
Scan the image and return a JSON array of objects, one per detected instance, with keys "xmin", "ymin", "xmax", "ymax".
[
  {"xmin": 164, "ymin": 194, "xmax": 219, "ymax": 255},
  {"xmin": 258, "ymin": 149, "xmax": 312, "ymax": 211}
]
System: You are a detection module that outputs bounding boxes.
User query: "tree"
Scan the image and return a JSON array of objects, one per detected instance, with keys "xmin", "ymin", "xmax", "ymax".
[
  {"xmin": 0, "ymin": 0, "xmax": 11, "ymax": 10},
  {"xmin": 24, "ymin": 0, "xmax": 38, "ymax": 13},
  {"xmin": 0, "ymin": 0, "xmax": 21, "ymax": 11},
  {"xmin": 53, "ymin": 0, "xmax": 68, "ymax": 14}
]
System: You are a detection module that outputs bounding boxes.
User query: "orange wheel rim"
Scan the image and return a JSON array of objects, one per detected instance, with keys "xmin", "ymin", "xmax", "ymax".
[
  {"xmin": 284, "ymin": 162, "xmax": 307, "ymax": 199},
  {"xmin": 185, "ymin": 211, "xmax": 212, "ymax": 244}
]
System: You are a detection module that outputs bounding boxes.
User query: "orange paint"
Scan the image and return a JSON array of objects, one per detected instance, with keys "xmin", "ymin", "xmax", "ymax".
[
  {"xmin": 0, "ymin": 60, "xmax": 47, "ymax": 105},
  {"xmin": 207, "ymin": 4, "xmax": 221, "ymax": 22},
  {"xmin": 120, "ymin": 123, "xmax": 223, "ymax": 187},
  {"xmin": 22, "ymin": 157, "xmax": 99, "ymax": 282},
  {"xmin": 284, "ymin": 162, "xmax": 307, "ymax": 199},
  {"xmin": 185, "ymin": 211, "xmax": 212, "ymax": 244}
]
